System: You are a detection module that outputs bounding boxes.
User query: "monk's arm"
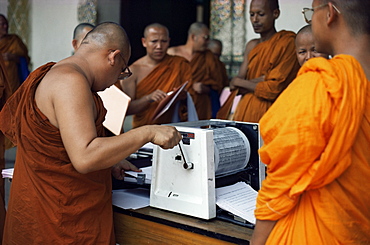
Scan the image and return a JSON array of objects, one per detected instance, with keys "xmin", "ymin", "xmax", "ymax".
[
  {"xmin": 250, "ymin": 219, "xmax": 277, "ymax": 245},
  {"xmin": 127, "ymin": 90, "xmax": 167, "ymax": 115},
  {"xmin": 231, "ymin": 76, "xmax": 265, "ymax": 92},
  {"xmin": 53, "ymin": 76, "xmax": 181, "ymax": 174},
  {"xmin": 120, "ymin": 71, "xmax": 167, "ymax": 115},
  {"xmin": 230, "ymin": 39, "xmax": 260, "ymax": 91}
]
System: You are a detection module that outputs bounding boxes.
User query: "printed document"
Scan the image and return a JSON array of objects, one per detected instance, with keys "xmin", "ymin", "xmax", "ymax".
[{"xmin": 216, "ymin": 181, "xmax": 257, "ymax": 224}]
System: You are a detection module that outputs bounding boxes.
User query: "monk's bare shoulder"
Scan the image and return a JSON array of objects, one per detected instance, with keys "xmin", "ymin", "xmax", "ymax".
[
  {"xmin": 245, "ymin": 38, "xmax": 260, "ymax": 54},
  {"xmin": 167, "ymin": 46, "xmax": 183, "ymax": 56},
  {"xmin": 35, "ymin": 60, "xmax": 94, "ymax": 127}
]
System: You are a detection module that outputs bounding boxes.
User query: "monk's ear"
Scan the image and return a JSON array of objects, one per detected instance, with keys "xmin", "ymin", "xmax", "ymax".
[
  {"xmin": 141, "ymin": 37, "xmax": 147, "ymax": 48},
  {"xmin": 273, "ymin": 9, "xmax": 280, "ymax": 19},
  {"xmin": 72, "ymin": 39, "xmax": 78, "ymax": 51},
  {"xmin": 108, "ymin": 50, "xmax": 120, "ymax": 66},
  {"xmin": 191, "ymin": 34, "xmax": 197, "ymax": 41},
  {"xmin": 326, "ymin": 2, "xmax": 339, "ymax": 26}
]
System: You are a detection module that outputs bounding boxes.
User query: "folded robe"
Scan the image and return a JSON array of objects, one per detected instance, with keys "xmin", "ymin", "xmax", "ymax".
[
  {"xmin": 0, "ymin": 63, "xmax": 115, "ymax": 244},
  {"xmin": 256, "ymin": 55, "xmax": 370, "ymax": 244}
]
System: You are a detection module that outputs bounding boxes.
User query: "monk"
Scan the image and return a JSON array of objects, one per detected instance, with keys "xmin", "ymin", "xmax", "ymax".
[
  {"xmin": 168, "ymin": 22, "xmax": 223, "ymax": 120},
  {"xmin": 118, "ymin": 23, "xmax": 192, "ymax": 128},
  {"xmin": 0, "ymin": 55, "xmax": 10, "ymax": 244},
  {"xmin": 0, "ymin": 14, "xmax": 30, "ymax": 93},
  {"xmin": 251, "ymin": 0, "xmax": 370, "ymax": 244},
  {"xmin": 295, "ymin": 24, "xmax": 329, "ymax": 66},
  {"xmin": 208, "ymin": 39, "xmax": 229, "ymax": 92},
  {"xmin": 0, "ymin": 22, "xmax": 181, "ymax": 244},
  {"xmin": 219, "ymin": 0, "xmax": 299, "ymax": 122},
  {"xmin": 72, "ymin": 22, "xmax": 94, "ymax": 52}
]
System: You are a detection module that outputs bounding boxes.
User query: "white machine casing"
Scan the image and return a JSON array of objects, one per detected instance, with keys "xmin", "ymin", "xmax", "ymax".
[{"xmin": 150, "ymin": 119, "xmax": 264, "ymax": 220}]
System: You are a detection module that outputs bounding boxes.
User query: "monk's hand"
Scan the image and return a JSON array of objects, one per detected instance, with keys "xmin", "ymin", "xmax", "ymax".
[
  {"xmin": 111, "ymin": 159, "xmax": 142, "ymax": 180},
  {"xmin": 230, "ymin": 77, "xmax": 244, "ymax": 90},
  {"xmin": 146, "ymin": 89, "xmax": 167, "ymax": 103},
  {"xmin": 149, "ymin": 125, "xmax": 182, "ymax": 149},
  {"xmin": 192, "ymin": 83, "xmax": 210, "ymax": 94},
  {"xmin": 237, "ymin": 87, "xmax": 250, "ymax": 95}
]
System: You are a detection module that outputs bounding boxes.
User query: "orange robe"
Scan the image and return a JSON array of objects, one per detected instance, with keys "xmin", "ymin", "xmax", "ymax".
[
  {"xmin": 0, "ymin": 34, "xmax": 30, "ymax": 93},
  {"xmin": 233, "ymin": 31, "xmax": 299, "ymax": 122},
  {"xmin": 0, "ymin": 63, "xmax": 115, "ymax": 244},
  {"xmin": 255, "ymin": 55, "xmax": 370, "ymax": 244},
  {"xmin": 133, "ymin": 55, "xmax": 191, "ymax": 128},
  {"xmin": 0, "ymin": 55, "xmax": 11, "ymax": 245},
  {"xmin": 188, "ymin": 50, "xmax": 223, "ymax": 120}
]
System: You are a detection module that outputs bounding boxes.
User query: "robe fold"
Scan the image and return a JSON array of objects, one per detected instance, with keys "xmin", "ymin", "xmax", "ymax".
[
  {"xmin": 0, "ymin": 34, "xmax": 30, "ymax": 93},
  {"xmin": 133, "ymin": 55, "xmax": 191, "ymax": 128},
  {"xmin": 232, "ymin": 30, "xmax": 300, "ymax": 122},
  {"xmin": 0, "ymin": 63, "xmax": 115, "ymax": 244},
  {"xmin": 188, "ymin": 50, "xmax": 223, "ymax": 120},
  {"xmin": 0, "ymin": 55, "xmax": 11, "ymax": 245},
  {"xmin": 256, "ymin": 55, "xmax": 370, "ymax": 244}
]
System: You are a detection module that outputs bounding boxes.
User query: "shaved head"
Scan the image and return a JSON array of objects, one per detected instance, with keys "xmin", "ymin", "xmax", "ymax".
[
  {"xmin": 318, "ymin": 0, "xmax": 370, "ymax": 35},
  {"xmin": 73, "ymin": 23, "xmax": 94, "ymax": 40},
  {"xmin": 297, "ymin": 24, "xmax": 312, "ymax": 36},
  {"xmin": 143, "ymin": 23, "xmax": 169, "ymax": 38},
  {"xmin": 188, "ymin": 22, "xmax": 208, "ymax": 36},
  {"xmin": 82, "ymin": 22, "xmax": 130, "ymax": 55},
  {"xmin": 251, "ymin": 0, "xmax": 279, "ymax": 11},
  {"xmin": 208, "ymin": 39, "xmax": 223, "ymax": 58},
  {"xmin": 267, "ymin": 0, "xmax": 279, "ymax": 11}
]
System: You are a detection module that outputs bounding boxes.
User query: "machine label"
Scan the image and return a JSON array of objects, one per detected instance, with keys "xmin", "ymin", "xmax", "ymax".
[{"xmin": 180, "ymin": 131, "xmax": 194, "ymax": 145}]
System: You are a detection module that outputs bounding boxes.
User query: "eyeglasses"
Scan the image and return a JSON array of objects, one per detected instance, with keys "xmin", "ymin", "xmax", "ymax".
[
  {"xmin": 302, "ymin": 3, "xmax": 341, "ymax": 24},
  {"xmin": 117, "ymin": 52, "xmax": 132, "ymax": 80}
]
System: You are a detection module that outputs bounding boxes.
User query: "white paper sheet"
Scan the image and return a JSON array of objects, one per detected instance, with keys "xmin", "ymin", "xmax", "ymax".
[
  {"xmin": 97, "ymin": 85, "xmax": 131, "ymax": 135},
  {"xmin": 112, "ymin": 188, "xmax": 150, "ymax": 210},
  {"xmin": 2, "ymin": 168, "xmax": 14, "ymax": 179},
  {"xmin": 216, "ymin": 181, "xmax": 257, "ymax": 224}
]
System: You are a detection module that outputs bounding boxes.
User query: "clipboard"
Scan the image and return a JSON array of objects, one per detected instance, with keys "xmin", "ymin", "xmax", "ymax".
[
  {"xmin": 151, "ymin": 81, "xmax": 189, "ymax": 122},
  {"xmin": 97, "ymin": 85, "xmax": 131, "ymax": 135}
]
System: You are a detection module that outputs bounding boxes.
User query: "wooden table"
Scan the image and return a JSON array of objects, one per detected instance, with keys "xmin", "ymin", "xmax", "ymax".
[{"xmin": 113, "ymin": 206, "xmax": 253, "ymax": 245}]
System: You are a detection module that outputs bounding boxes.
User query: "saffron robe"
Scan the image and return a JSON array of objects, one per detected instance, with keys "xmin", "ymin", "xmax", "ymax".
[
  {"xmin": 188, "ymin": 50, "xmax": 223, "ymax": 120},
  {"xmin": 0, "ymin": 63, "xmax": 115, "ymax": 244},
  {"xmin": 0, "ymin": 56, "xmax": 11, "ymax": 245},
  {"xmin": 255, "ymin": 55, "xmax": 370, "ymax": 244},
  {"xmin": 232, "ymin": 31, "xmax": 299, "ymax": 122},
  {"xmin": 0, "ymin": 34, "xmax": 30, "ymax": 93},
  {"xmin": 133, "ymin": 55, "xmax": 191, "ymax": 128}
]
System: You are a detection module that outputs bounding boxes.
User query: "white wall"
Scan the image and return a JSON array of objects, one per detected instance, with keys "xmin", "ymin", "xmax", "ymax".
[
  {"xmin": 246, "ymin": 0, "xmax": 309, "ymax": 41},
  {"xmin": 0, "ymin": 0, "xmax": 7, "ymax": 16},
  {"xmin": 30, "ymin": 0, "xmax": 79, "ymax": 70},
  {"xmin": 29, "ymin": 0, "xmax": 120, "ymax": 71}
]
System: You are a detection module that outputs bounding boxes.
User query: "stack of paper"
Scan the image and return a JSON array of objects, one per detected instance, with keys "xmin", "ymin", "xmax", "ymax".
[{"xmin": 216, "ymin": 181, "xmax": 257, "ymax": 224}]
